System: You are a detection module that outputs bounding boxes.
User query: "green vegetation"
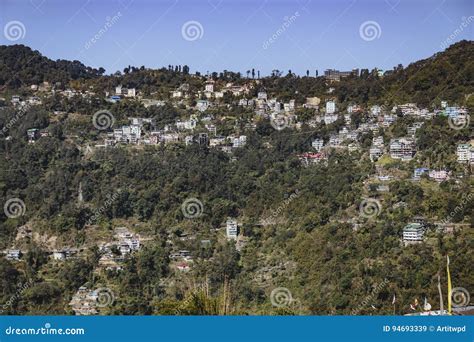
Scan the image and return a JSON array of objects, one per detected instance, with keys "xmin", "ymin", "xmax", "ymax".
[{"xmin": 0, "ymin": 41, "xmax": 472, "ymax": 316}]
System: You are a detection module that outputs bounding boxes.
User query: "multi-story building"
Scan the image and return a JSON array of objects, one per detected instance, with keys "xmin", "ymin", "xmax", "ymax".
[
  {"xmin": 297, "ymin": 152, "xmax": 327, "ymax": 166},
  {"xmin": 429, "ymin": 170, "xmax": 449, "ymax": 182},
  {"xmin": 329, "ymin": 135, "xmax": 342, "ymax": 147},
  {"xmin": 27, "ymin": 128, "xmax": 40, "ymax": 143},
  {"xmin": 196, "ymin": 100, "xmax": 209, "ymax": 112},
  {"xmin": 407, "ymin": 122, "xmax": 424, "ymax": 137},
  {"xmin": 176, "ymin": 118, "xmax": 197, "ymax": 131},
  {"xmin": 226, "ymin": 218, "xmax": 238, "ymax": 240},
  {"xmin": 326, "ymin": 101, "xmax": 336, "ymax": 114},
  {"xmin": 312, "ymin": 139, "xmax": 324, "ymax": 151},
  {"xmin": 6, "ymin": 249, "xmax": 21, "ymax": 260},
  {"xmin": 115, "ymin": 85, "xmax": 136, "ymax": 97},
  {"xmin": 114, "ymin": 125, "xmax": 141, "ymax": 144},
  {"xmin": 390, "ymin": 138, "xmax": 415, "ymax": 161},
  {"xmin": 457, "ymin": 143, "xmax": 473, "ymax": 163},
  {"xmin": 370, "ymin": 105, "xmax": 382, "ymax": 116},
  {"xmin": 232, "ymin": 136, "xmax": 247, "ymax": 148},
  {"xmin": 210, "ymin": 136, "xmax": 226, "ymax": 147},
  {"xmin": 184, "ymin": 135, "xmax": 194, "ymax": 146},
  {"xmin": 324, "ymin": 69, "xmax": 357, "ymax": 81},
  {"xmin": 324, "ymin": 114, "xmax": 338, "ymax": 125},
  {"xmin": 205, "ymin": 81, "xmax": 214, "ymax": 93},
  {"xmin": 205, "ymin": 124, "xmax": 217, "ymax": 136},
  {"xmin": 372, "ymin": 136, "xmax": 384, "ymax": 147},
  {"xmin": 198, "ymin": 133, "xmax": 209, "ymax": 146},
  {"xmin": 403, "ymin": 223, "xmax": 425, "ymax": 243}
]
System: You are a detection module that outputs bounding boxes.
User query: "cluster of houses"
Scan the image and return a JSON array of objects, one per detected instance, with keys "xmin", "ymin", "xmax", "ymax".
[
  {"xmin": 292, "ymin": 99, "xmax": 469, "ymax": 169},
  {"xmin": 170, "ymin": 249, "xmax": 194, "ymax": 272},
  {"xmin": 97, "ymin": 114, "xmax": 250, "ymax": 154},
  {"xmin": 12, "ymin": 78, "xmax": 470, "ymax": 176},
  {"xmin": 3, "ymin": 247, "xmax": 78, "ymax": 261},
  {"xmin": 97, "ymin": 227, "xmax": 141, "ymax": 271},
  {"xmin": 413, "ymin": 168, "xmax": 450, "ymax": 182},
  {"xmin": 69, "ymin": 286, "xmax": 101, "ymax": 315}
]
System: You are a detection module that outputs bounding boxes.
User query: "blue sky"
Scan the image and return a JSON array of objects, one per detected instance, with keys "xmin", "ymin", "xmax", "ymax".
[{"xmin": 0, "ymin": 0, "xmax": 472, "ymax": 75}]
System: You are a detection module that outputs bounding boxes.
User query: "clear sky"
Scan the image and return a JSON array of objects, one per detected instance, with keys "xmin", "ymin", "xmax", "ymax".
[{"xmin": 0, "ymin": 0, "xmax": 472, "ymax": 76}]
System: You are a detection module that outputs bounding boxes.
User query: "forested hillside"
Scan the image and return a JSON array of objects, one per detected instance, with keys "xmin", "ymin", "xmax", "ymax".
[{"xmin": 0, "ymin": 41, "xmax": 472, "ymax": 315}]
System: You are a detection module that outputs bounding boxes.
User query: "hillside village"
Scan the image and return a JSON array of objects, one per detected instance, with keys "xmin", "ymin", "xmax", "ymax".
[{"xmin": 0, "ymin": 42, "xmax": 472, "ymax": 316}]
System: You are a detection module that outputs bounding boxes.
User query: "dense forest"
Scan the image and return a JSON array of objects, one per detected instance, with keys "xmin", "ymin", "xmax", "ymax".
[{"xmin": 0, "ymin": 41, "xmax": 472, "ymax": 315}]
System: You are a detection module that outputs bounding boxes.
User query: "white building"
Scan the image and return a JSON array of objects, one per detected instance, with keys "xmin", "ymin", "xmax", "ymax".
[
  {"xmin": 205, "ymin": 82, "xmax": 214, "ymax": 92},
  {"xmin": 126, "ymin": 88, "xmax": 136, "ymax": 97},
  {"xmin": 428, "ymin": 170, "xmax": 449, "ymax": 182},
  {"xmin": 329, "ymin": 135, "xmax": 342, "ymax": 147},
  {"xmin": 196, "ymin": 100, "xmax": 209, "ymax": 112},
  {"xmin": 226, "ymin": 218, "xmax": 238, "ymax": 240},
  {"xmin": 413, "ymin": 168, "xmax": 429, "ymax": 180},
  {"xmin": 324, "ymin": 114, "xmax": 338, "ymax": 125},
  {"xmin": 457, "ymin": 144, "xmax": 473, "ymax": 163},
  {"xmin": 52, "ymin": 251, "xmax": 66, "ymax": 260},
  {"xmin": 390, "ymin": 138, "xmax": 415, "ymax": 161},
  {"xmin": 370, "ymin": 105, "xmax": 382, "ymax": 116},
  {"xmin": 403, "ymin": 223, "xmax": 425, "ymax": 243},
  {"xmin": 312, "ymin": 139, "xmax": 324, "ymax": 151},
  {"xmin": 372, "ymin": 136, "xmax": 384, "ymax": 147},
  {"xmin": 114, "ymin": 125, "xmax": 142, "ymax": 144},
  {"xmin": 233, "ymin": 136, "xmax": 247, "ymax": 148},
  {"xmin": 326, "ymin": 101, "xmax": 336, "ymax": 114},
  {"xmin": 172, "ymin": 90, "xmax": 183, "ymax": 98},
  {"xmin": 210, "ymin": 136, "xmax": 226, "ymax": 147},
  {"xmin": 6, "ymin": 249, "xmax": 21, "ymax": 260},
  {"xmin": 185, "ymin": 135, "xmax": 194, "ymax": 146}
]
